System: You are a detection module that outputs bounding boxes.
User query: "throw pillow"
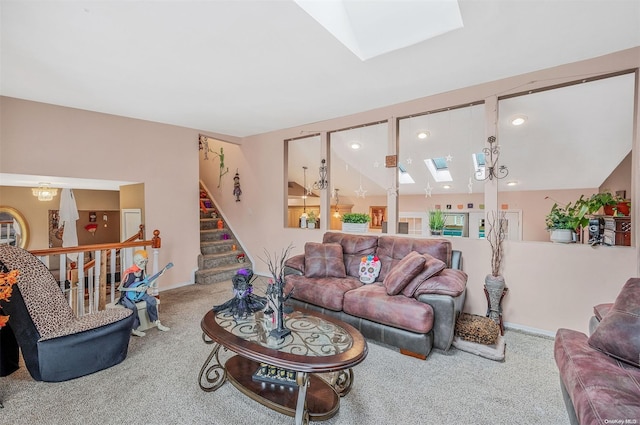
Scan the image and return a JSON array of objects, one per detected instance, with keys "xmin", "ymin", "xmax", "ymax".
[
  {"xmin": 304, "ymin": 242, "xmax": 347, "ymax": 279},
  {"xmin": 588, "ymin": 277, "xmax": 640, "ymax": 367},
  {"xmin": 383, "ymin": 251, "xmax": 426, "ymax": 295},
  {"xmin": 401, "ymin": 254, "xmax": 447, "ymax": 297},
  {"xmin": 358, "ymin": 254, "xmax": 381, "ymax": 284}
]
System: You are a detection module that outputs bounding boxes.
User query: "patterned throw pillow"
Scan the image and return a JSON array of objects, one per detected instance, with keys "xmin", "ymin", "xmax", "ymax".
[
  {"xmin": 382, "ymin": 251, "xmax": 426, "ymax": 295},
  {"xmin": 358, "ymin": 254, "xmax": 381, "ymax": 284},
  {"xmin": 303, "ymin": 242, "xmax": 346, "ymax": 278}
]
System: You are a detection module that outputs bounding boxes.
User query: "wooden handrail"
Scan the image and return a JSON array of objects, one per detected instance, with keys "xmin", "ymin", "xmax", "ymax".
[
  {"xmin": 81, "ymin": 225, "xmax": 145, "ymax": 272},
  {"xmin": 29, "ymin": 226, "xmax": 160, "ymax": 257}
]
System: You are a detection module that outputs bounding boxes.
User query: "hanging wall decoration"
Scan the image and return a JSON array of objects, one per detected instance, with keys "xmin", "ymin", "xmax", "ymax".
[
  {"xmin": 199, "ymin": 135, "xmax": 230, "ymax": 187},
  {"xmin": 233, "ymin": 170, "xmax": 242, "ymax": 202}
]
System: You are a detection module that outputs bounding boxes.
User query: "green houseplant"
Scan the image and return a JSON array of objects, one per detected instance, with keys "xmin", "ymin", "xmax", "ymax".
[
  {"xmin": 341, "ymin": 212, "xmax": 371, "ymax": 233},
  {"xmin": 307, "ymin": 211, "xmax": 317, "ymax": 229},
  {"xmin": 545, "ymin": 192, "xmax": 623, "ymax": 243},
  {"xmin": 428, "ymin": 209, "xmax": 445, "ymax": 236},
  {"xmin": 545, "ymin": 195, "xmax": 593, "ymax": 242}
]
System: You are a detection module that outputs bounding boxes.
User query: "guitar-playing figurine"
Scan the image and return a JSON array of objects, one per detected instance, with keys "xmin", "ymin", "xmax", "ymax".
[{"xmin": 117, "ymin": 250, "xmax": 171, "ymax": 337}]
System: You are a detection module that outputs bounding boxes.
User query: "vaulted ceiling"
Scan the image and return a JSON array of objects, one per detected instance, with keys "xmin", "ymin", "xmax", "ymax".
[
  {"xmin": 1, "ymin": 1, "xmax": 639, "ymax": 193},
  {"xmin": 2, "ymin": 1, "xmax": 638, "ymax": 138}
]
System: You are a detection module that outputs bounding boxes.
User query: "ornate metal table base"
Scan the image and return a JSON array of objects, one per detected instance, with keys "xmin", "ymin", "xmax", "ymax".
[
  {"xmin": 198, "ymin": 309, "xmax": 367, "ymax": 425},
  {"xmin": 198, "ymin": 334, "xmax": 226, "ymax": 392}
]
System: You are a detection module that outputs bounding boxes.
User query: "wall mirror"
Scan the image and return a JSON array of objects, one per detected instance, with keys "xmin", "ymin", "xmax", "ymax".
[
  {"xmin": 497, "ymin": 72, "xmax": 635, "ymax": 243},
  {"xmin": 398, "ymin": 104, "xmax": 486, "ymax": 237},
  {"xmin": 329, "ymin": 122, "xmax": 389, "ymax": 232},
  {"xmin": 0, "ymin": 206, "xmax": 30, "ymax": 249},
  {"xmin": 286, "ymin": 135, "xmax": 322, "ymax": 228}
]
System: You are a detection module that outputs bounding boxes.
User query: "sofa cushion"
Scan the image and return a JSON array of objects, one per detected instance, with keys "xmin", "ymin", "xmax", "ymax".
[
  {"xmin": 382, "ymin": 251, "xmax": 426, "ymax": 295},
  {"xmin": 588, "ymin": 277, "xmax": 640, "ymax": 367},
  {"xmin": 343, "ymin": 284, "xmax": 434, "ymax": 333},
  {"xmin": 401, "ymin": 254, "xmax": 447, "ymax": 297},
  {"xmin": 412, "ymin": 268, "xmax": 468, "ymax": 297},
  {"xmin": 304, "ymin": 242, "xmax": 346, "ymax": 278},
  {"xmin": 285, "ymin": 275, "xmax": 361, "ymax": 311},
  {"xmin": 593, "ymin": 302, "xmax": 613, "ymax": 321},
  {"xmin": 375, "ymin": 236, "xmax": 452, "ymax": 282},
  {"xmin": 555, "ymin": 328, "xmax": 640, "ymax": 424},
  {"xmin": 322, "ymin": 232, "xmax": 379, "ymax": 278}
]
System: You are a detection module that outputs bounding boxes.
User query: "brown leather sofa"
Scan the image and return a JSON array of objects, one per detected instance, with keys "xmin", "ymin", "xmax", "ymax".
[
  {"xmin": 284, "ymin": 232, "xmax": 467, "ymax": 359},
  {"xmin": 554, "ymin": 278, "xmax": 640, "ymax": 424}
]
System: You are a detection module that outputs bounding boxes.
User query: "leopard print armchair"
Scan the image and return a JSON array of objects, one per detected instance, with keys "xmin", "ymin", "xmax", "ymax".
[{"xmin": 0, "ymin": 244, "xmax": 134, "ymax": 382}]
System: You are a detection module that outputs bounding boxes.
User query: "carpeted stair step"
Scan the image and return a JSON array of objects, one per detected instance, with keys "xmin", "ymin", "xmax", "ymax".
[
  {"xmin": 200, "ymin": 217, "xmax": 223, "ymax": 230},
  {"xmin": 198, "ymin": 251, "xmax": 245, "ymax": 269},
  {"xmin": 200, "ymin": 228, "xmax": 234, "ymax": 242},
  {"xmin": 200, "ymin": 240, "xmax": 237, "ymax": 255},
  {"xmin": 195, "ymin": 262, "xmax": 251, "ymax": 285}
]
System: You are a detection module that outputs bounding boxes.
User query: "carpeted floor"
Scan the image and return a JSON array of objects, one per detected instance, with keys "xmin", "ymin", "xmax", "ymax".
[{"xmin": 0, "ymin": 279, "xmax": 569, "ymax": 425}]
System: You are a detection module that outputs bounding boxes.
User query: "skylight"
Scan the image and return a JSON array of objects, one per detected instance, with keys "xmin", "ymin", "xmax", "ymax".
[
  {"xmin": 473, "ymin": 153, "xmax": 486, "ymax": 180},
  {"xmin": 294, "ymin": 0, "xmax": 464, "ymax": 61},
  {"xmin": 424, "ymin": 158, "xmax": 452, "ymax": 182},
  {"xmin": 398, "ymin": 164, "xmax": 415, "ymax": 184}
]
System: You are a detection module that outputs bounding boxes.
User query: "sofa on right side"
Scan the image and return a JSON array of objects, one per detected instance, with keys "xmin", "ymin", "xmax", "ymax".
[{"xmin": 554, "ymin": 277, "xmax": 640, "ymax": 425}]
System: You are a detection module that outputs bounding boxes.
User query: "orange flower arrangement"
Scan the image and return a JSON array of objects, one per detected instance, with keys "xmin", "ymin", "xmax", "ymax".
[{"xmin": 0, "ymin": 269, "xmax": 19, "ymax": 328}]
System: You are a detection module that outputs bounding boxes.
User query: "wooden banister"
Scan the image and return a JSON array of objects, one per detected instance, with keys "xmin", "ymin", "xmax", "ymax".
[
  {"xmin": 29, "ymin": 225, "xmax": 150, "ymax": 258},
  {"xmin": 29, "ymin": 228, "xmax": 162, "ymax": 313}
]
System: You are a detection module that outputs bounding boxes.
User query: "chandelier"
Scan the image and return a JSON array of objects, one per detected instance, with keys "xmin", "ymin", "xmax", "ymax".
[
  {"xmin": 312, "ymin": 159, "xmax": 328, "ymax": 190},
  {"xmin": 32, "ymin": 183, "xmax": 58, "ymax": 201}
]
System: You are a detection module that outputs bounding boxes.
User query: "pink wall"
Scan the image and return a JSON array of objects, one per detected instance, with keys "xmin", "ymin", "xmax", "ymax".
[
  {"xmin": 2, "ymin": 47, "xmax": 639, "ymax": 336},
  {"xmin": 1, "ymin": 97, "xmax": 202, "ymax": 288},
  {"xmin": 211, "ymin": 48, "xmax": 639, "ymax": 336}
]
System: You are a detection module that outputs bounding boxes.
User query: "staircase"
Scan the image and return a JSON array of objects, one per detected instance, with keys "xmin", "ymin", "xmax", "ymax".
[{"xmin": 195, "ymin": 184, "xmax": 251, "ymax": 284}]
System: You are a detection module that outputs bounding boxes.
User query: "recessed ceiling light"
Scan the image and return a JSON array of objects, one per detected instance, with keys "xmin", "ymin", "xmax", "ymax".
[
  {"xmin": 442, "ymin": 185, "xmax": 451, "ymax": 190},
  {"xmin": 511, "ymin": 115, "xmax": 528, "ymax": 126},
  {"xmin": 350, "ymin": 142, "xmax": 361, "ymax": 150},
  {"xmin": 417, "ymin": 131, "xmax": 430, "ymax": 139},
  {"xmin": 507, "ymin": 181, "xmax": 518, "ymax": 186}
]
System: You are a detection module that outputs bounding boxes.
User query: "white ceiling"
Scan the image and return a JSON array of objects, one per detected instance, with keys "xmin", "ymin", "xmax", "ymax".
[{"xmin": 1, "ymin": 1, "xmax": 639, "ymax": 192}]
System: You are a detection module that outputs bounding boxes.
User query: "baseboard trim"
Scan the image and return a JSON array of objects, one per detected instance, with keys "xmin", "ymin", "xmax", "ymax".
[{"xmin": 504, "ymin": 322, "xmax": 556, "ymax": 339}]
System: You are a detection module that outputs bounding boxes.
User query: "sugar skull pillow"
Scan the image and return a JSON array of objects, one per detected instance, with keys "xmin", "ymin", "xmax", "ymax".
[{"xmin": 359, "ymin": 254, "xmax": 381, "ymax": 284}]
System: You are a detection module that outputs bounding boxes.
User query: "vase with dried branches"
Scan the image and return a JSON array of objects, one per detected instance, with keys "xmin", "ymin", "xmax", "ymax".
[{"xmin": 485, "ymin": 210, "xmax": 507, "ymax": 330}]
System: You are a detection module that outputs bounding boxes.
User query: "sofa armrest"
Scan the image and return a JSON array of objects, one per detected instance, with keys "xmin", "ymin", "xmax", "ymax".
[
  {"xmin": 416, "ymin": 289, "xmax": 466, "ymax": 351},
  {"xmin": 451, "ymin": 250, "xmax": 462, "ymax": 270},
  {"xmin": 284, "ymin": 254, "xmax": 305, "ymax": 275}
]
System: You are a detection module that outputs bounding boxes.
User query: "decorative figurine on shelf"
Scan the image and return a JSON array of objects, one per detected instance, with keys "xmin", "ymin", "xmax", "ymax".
[
  {"xmin": 211, "ymin": 269, "xmax": 266, "ymax": 320},
  {"xmin": 261, "ymin": 244, "xmax": 294, "ymax": 340},
  {"xmin": 233, "ymin": 170, "xmax": 242, "ymax": 202}
]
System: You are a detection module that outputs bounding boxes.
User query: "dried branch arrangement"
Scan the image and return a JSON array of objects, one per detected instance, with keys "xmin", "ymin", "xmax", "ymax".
[{"xmin": 486, "ymin": 210, "xmax": 506, "ymax": 277}]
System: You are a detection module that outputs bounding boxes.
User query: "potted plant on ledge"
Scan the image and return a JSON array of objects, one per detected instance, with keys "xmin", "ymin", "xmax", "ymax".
[
  {"xmin": 307, "ymin": 211, "xmax": 317, "ymax": 229},
  {"xmin": 545, "ymin": 196, "xmax": 589, "ymax": 243},
  {"xmin": 429, "ymin": 209, "xmax": 445, "ymax": 236},
  {"xmin": 341, "ymin": 213, "xmax": 371, "ymax": 233}
]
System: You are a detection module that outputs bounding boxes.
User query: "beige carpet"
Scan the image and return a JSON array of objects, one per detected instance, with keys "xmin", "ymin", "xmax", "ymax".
[{"xmin": 0, "ymin": 278, "xmax": 569, "ymax": 425}]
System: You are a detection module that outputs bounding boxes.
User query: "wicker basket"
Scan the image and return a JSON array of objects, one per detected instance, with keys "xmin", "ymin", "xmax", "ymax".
[{"xmin": 455, "ymin": 313, "xmax": 500, "ymax": 345}]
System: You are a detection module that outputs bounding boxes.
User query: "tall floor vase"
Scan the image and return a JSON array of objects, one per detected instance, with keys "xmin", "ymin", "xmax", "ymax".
[{"xmin": 484, "ymin": 274, "xmax": 507, "ymax": 333}]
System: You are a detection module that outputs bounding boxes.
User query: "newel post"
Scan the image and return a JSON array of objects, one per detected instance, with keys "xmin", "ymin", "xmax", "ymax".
[{"xmin": 151, "ymin": 230, "xmax": 161, "ymax": 296}]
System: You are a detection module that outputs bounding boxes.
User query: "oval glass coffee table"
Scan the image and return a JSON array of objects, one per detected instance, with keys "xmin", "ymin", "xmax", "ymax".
[{"xmin": 199, "ymin": 308, "xmax": 368, "ymax": 425}]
